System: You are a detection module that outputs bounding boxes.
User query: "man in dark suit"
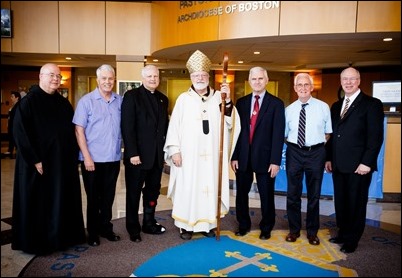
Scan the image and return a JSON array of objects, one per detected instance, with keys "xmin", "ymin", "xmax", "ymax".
[
  {"xmin": 121, "ymin": 65, "xmax": 169, "ymax": 242},
  {"xmin": 231, "ymin": 66, "xmax": 285, "ymax": 240},
  {"xmin": 325, "ymin": 67, "xmax": 384, "ymax": 253}
]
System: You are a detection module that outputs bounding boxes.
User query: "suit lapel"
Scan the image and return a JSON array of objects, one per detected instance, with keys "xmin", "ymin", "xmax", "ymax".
[
  {"xmin": 256, "ymin": 91, "xmax": 270, "ymax": 127},
  {"xmin": 340, "ymin": 92, "xmax": 364, "ymax": 121},
  {"xmin": 245, "ymin": 94, "xmax": 253, "ymax": 132}
]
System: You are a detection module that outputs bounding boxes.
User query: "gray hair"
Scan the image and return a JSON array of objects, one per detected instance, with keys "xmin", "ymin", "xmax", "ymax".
[
  {"xmin": 141, "ymin": 65, "xmax": 159, "ymax": 78},
  {"xmin": 340, "ymin": 67, "xmax": 360, "ymax": 78},
  {"xmin": 96, "ymin": 64, "xmax": 115, "ymax": 78},
  {"xmin": 294, "ymin": 73, "xmax": 314, "ymax": 85},
  {"xmin": 249, "ymin": 66, "xmax": 269, "ymax": 80}
]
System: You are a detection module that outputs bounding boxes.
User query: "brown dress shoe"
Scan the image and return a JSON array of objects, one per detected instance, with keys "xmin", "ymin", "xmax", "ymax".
[
  {"xmin": 307, "ymin": 235, "xmax": 320, "ymax": 245},
  {"xmin": 285, "ymin": 232, "xmax": 300, "ymax": 242}
]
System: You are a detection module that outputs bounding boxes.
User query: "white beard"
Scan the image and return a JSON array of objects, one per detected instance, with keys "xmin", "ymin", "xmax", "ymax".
[{"xmin": 193, "ymin": 82, "xmax": 208, "ymax": 91}]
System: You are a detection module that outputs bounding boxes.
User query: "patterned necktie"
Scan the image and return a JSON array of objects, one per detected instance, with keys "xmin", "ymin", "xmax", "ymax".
[
  {"xmin": 297, "ymin": 103, "xmax": 308, "ymax": 148},
  {"xmin": 341, "ymin": 98, "xmax": 350, "ymax": 119},
  {"xmin": 249, "ymin": 95, "xmax": 260, "ymax": 143}
]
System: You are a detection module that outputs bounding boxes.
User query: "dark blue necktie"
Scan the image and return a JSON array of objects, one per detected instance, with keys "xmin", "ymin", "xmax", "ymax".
[{"xmin": 297, "ymin": 103, "xmax": 308, "ymax": 148}]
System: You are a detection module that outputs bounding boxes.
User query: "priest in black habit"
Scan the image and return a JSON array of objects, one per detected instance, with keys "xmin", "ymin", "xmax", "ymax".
[{"xmin": 11, "ymin": 63, "xmax": 86, "ymax": 255}]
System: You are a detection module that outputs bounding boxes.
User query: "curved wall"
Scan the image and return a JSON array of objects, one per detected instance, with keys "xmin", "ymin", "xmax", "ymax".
[
  {"xmin": 1, "ymin": 1, "xmax": 400, "ymax": 57},
  {"xmin": 150, "ymin": 1, "xmax": 400, "ymax": 53}
]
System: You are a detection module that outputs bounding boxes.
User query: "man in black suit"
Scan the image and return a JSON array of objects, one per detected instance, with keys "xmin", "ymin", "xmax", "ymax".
[
  {"xmin": 325, "ymin": 67, "xmax": 384, "ymax": 253},
  {"xmin": 231, "ymin": 66, "xmax": 285, "ymax": 240},
  {"xmin": 121, "ymin": 65, "xmax": 169, "ymax": 242}
]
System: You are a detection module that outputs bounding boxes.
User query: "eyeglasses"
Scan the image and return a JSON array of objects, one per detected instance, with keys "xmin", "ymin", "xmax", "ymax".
[
  {"xmin": 341, "ymin": 77, "xmax": 359, "ymax": 82},
  {"xmin": 191, "ymin": 73, "xmax": 209, "ymax": 79},
  {"xmin": 42, "ymin": 73, "xmax": 63, "ymax": 80},
  {"xmin": 295, "ymin": 83, "xmax": 311, "ymax": 89}
]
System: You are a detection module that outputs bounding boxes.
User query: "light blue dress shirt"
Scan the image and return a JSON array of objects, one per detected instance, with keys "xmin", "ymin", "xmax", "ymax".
[{"xmin": 285, "ymin": 97, "xmax": 332, "ymax": 146}]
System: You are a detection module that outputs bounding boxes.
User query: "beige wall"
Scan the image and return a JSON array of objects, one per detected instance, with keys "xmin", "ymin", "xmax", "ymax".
[
  {"xmin": 383, "ymin": 120, "xmax": 401, "ymax": 193},
  {"xmin": 1, "ymin": 1, "xmax": 152, "ymax": 56},
  {"xmin": 2, "ymin": 1, "xmax": 400, "ymax": 56}
]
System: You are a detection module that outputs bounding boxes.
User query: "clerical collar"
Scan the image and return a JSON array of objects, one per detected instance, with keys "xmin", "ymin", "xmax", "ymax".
[{"xmin": 192, "ymin": 86, "xmax": 210, "ymax": 102}]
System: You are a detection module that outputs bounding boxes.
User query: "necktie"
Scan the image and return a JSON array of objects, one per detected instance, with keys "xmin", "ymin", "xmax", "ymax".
[
  {"xmin": 341, "ymin": 98, "xmax": 350, "ymax": 119},
  {"xmin": 249, "ymin": 95, "xmax": 260, "ymax": 143},
  {"xmin": 297, "ymin": 103, "xmax": 308, "ymax": 148}
]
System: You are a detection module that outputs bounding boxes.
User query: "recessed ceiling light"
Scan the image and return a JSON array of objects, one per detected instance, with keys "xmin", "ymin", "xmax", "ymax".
[
  {"xmin": 153, "ymin": 59, "xmax": 159, "ymax": 62},
  {"xmin": 383, "ymin": 38, "xmax": 392, "ymax": 42},
  {"xmin": 254, "ymin": 51, "xmax": 260, "ymax": 55},
  {"xmin": 238, "ymin": 61, "xmax": 244, "ymax": 64},
  {"xmin": 65, "ymin": 57, "xmax": 72, "ymax": 60}
]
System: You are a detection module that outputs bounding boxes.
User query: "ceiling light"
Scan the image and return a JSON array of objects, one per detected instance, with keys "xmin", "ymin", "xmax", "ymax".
[
  {"xmin": 65, "ymin": 57, "xmax": 71, "ymax": 60},
  {"xmin": 383, "ymin": 38, "xmax": 392, "ymax": 42},
  {"xmin": 238, "ymin": 61, "xmax": 244, "ymax": 64},
  {"xmin": 153, "ymin": 59, "xmax": 159, "ymax": 62},
  {"xmin": 253, "ymin": 51, "xmax": 260, "ymax": 55}
]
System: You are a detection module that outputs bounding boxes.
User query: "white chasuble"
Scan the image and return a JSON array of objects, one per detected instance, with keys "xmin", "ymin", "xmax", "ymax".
[{"xmin": 164, "ymin": 88, "xmax": 241, "ymax": 232}]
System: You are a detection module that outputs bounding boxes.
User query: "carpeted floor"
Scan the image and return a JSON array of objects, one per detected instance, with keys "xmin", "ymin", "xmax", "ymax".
[{"xmin": 19, "ymin": 208, "xmax": 401, "ymax": 277}]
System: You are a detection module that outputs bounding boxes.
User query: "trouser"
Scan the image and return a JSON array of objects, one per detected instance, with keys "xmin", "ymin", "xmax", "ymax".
[
  {"xmin": 124, "ymin": 158, "xmax": 163, "ymax": 235},
  {"xmin": 235, "ymin": 160, "xmax": 276, "ymax": 233},
  {"xmin": 286, "ymin": 144, "xmax": 325, "ymax": 236},
  {"xmin": 80, "ymin": 161, "xmax": 120, "ymax": 236}
]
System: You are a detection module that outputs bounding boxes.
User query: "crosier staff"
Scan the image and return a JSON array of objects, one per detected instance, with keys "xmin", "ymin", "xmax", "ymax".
[{"xmin": 216, "ymin": 53, "xmax": 229, "ymax": 240}]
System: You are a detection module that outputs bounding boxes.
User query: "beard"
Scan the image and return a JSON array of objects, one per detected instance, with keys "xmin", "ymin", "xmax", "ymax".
[{"xmin": 193, "ymin": 82, "xmax": 209, "ymax": 91}]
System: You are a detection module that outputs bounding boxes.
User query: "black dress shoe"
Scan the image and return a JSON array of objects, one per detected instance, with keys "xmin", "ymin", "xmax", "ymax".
[
  {"xmin": 235, "ymin": 228, "xmax": 250, "ymax": 236},
  {"xmin": 130, "ymin": 233, "xmax": 142, "ymax": 243},
  {"xmin": 142, "ymin": 222, "xmax": 166, "ymax": 234},
  {"xmin": 340, "ymin": 243, "xmax": 357, "ymax": 253},
  {"xmin": 100, "ymin": 232, "xmax": 121, "ymax": 241},
  {"xmin": 329, "ymin": 237, "xmax": 345, "ymax": 244},
  {"xmin": 180, "ymin": 228, "xmax": 193, "ymax": 240},
  {"xmin": 201, "ymin": 230, "xmax": 215, "ymax": 238},
  {"xmin": 259, "ymin": 231, "xmax": 271, "ymax": 240},
  {"xmin": 88, "ymin": 236, "xmax": 100, "ymax": 246}
]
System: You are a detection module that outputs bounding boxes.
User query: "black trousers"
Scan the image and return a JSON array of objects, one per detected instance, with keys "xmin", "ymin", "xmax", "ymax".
[
  {"xmin": 285, "ymin": 143, "xmax": 326, "ymax": 236},
  {"xmin": 80, "ymin": 161, "xmax": 120, "ymax": 237},
  {"xmin": 235, "ymin": 159, "xmax": 276, "ymax": 233},
  {"xmin": 124, "ymin": 157, "xmax": 163, "ymax": 235},
  {"xmin": 332, "ymin": 170, "xmax": 372, "ymax": 245}
]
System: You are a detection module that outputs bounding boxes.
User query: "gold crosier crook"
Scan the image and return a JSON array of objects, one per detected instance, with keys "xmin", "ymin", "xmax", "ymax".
[{"xmin": 216, "ymin": 53, "xmax": 228, "ymax": 240}]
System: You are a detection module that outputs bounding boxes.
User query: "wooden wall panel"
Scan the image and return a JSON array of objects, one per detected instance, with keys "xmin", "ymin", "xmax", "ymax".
[
  {"xmin": 151, "ymin": 1, "xmax": 219, "ymax": 51},
  {"xmin": 11, "ymin": 1, "xmax": 59, "ymax": 53},
  {"xmin": 116, "ymin": 62, "xmax": 143, "ymax": 83},
  {"xmin": 357, "ymin": 1, "xmax": 401, "ymax": 32},
  {"xmin": 219, "ymin": 1, "xmax": 279, "ymax": 39},
  {"xmin": 280, "ymin": 1, "xmax": 357, "ymax": 35},
  {"xmin": 106, "ymin": 2, "xmax": 151, "ymax": 55},
  {"xmin": 59, "ymin": 1, "xmax": 105, "ymax": 54},
  {"xmin": 383, "ymin": 122, "xmax": 401, "ymax": 193},
  {"xmin": 150, "ymin": 1, "xmax": 173, "ymax": 53},
  {"xmin": 1, "ymin": 1, "xmax": 12, "ymax": 52}
]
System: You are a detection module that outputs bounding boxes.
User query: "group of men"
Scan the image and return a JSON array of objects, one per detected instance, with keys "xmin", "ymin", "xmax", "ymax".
[{"xmin": 11, "ymin": 50, "xmax": 384, "ymax": 256}]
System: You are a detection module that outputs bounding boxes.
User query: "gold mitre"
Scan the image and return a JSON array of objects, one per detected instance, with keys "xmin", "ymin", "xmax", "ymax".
[{"xmin": 186, "ymin": 50, "xmax": 211, "ymax": 74}]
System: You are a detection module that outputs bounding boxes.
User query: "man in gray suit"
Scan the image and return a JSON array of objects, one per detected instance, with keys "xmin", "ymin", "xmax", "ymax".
[{"xmin": 325, "ymin": 67, "xmax": 384, "ymax": 253}]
